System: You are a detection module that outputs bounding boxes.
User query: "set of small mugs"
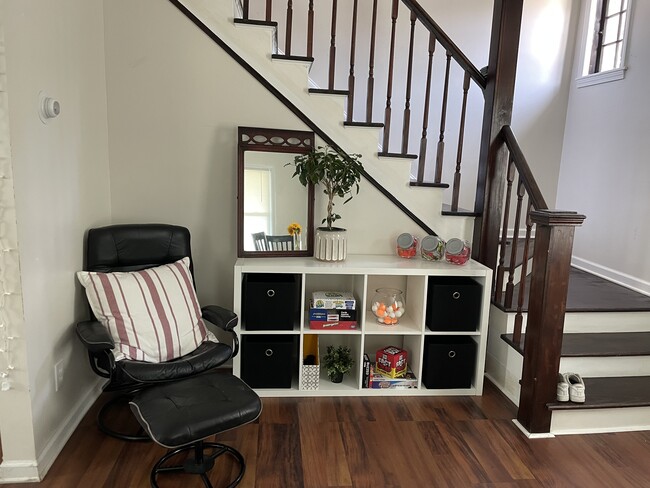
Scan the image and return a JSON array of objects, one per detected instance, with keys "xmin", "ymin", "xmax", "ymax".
[{"xmin": 396, "ymin": 233, "xmax": 471, "ymax": 265}]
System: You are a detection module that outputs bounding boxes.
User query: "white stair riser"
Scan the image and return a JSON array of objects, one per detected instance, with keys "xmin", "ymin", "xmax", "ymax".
[
  {"xmin": 497, "ymin": 311, "xmax": 650, "ymax": 334},
  {"xmin": 551, "ymin": 407, "xmax": 650, "ymax": 435},
  {"xmin": 560, "ymin": 356, "xmax": 650, "ymax": 377}
]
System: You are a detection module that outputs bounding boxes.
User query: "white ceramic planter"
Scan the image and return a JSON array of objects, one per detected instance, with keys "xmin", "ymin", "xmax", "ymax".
[{"xmin": 314, "ymin": 227, "xmax": 347, "ymax": 261}]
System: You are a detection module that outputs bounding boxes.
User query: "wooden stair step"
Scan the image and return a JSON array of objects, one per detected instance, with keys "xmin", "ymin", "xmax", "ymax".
[
  {"xmin": 308, "ymin": 88, "xmax": 349, "ymax": 96},
  {"xmin": 548, "ymin": 376, "xmax": 650, "ymax": 410},
  {"xmin": 378, "ymin": 152, "xmax": 418, "ymax": 159},
  {"xmin": 343, "ymin": 121, "xmax": 384, "ymax": 128},
  {"xmin": 440, "ymin": 202, "xmax": 478, "ymax": 216},
  {"xmin": 500, "ymin": 267, "xmax": 650, "ymax": 313},
  {"xmin": 233, "ymin": 19, "xmax": 278, "ymax": 28},
  {"xmin": 271, "ymin": 54, "xmax": 314, "ymax": 63},
  {"xmin": 502, "ymin": 332, "xmax": 650, "ymax": 357}
]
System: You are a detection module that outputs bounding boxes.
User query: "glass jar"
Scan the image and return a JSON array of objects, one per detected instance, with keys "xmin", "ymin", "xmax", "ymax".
[
  {"xmin": 421, "ymin": 235, "xmax": 445, "ymax": 261},
  {"xmin": 371, "ymin": 288, "xmax": 405, "ymax": 326},
  {"xmin": 396, "ymin": 233, "xmax": 418, "ymax": 258},
  {"xmin": 445, "ymin": 238, "xmax": 471, "ymax": 265}
]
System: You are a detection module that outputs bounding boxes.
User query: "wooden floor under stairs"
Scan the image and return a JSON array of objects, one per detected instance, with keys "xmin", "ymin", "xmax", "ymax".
[{"xmin": 501, "ymin": 267, "xmax": 650, "ymax": 418}]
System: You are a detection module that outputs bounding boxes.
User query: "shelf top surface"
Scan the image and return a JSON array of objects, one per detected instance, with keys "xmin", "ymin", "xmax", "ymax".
[{"xmin": 235, "ymin": 254, "xmax": 491, "ymax": 276}]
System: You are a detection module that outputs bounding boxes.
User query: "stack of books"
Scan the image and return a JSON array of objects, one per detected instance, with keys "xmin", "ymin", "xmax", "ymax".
[
  {"xmin": 309, "ymin": 291, "xmax": 357, "ymax": 330},
  {"xmin": 362, "ymin": 354, "xmax": 418, "ymax": 389}
]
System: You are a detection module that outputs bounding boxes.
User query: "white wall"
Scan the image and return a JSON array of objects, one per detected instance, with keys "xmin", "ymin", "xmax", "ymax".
[
  {"xmin": 557, "ymin": 0, "xmax": 650, "ymax": 293},
  {"xmin": 1, "ymin": 0, "xmax": 111, "ymax": 479}
]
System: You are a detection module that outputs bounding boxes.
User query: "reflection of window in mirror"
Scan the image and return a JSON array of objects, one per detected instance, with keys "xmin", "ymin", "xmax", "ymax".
[{"xmin": 243, "ymin": 167, "xmax": 273, "ymax": 251}]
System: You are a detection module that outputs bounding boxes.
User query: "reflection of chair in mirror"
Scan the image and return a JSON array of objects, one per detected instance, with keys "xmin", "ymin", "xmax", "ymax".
[
  {"xmin": 266, "ymin": 234, "xmax": 294, "ymax": 251},
  {"xmin": 252, "ymin": 232, "xmax": 267, "ymax": 251}
]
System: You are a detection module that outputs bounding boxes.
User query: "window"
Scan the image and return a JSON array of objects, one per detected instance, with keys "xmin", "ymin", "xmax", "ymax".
[
  {"xmin": 243, "ymin": 167, "xmax": 273, "ymax": 251},
  {"xmin": 578, "ymin": 0, "xmax": 632, "ymax": 87}
]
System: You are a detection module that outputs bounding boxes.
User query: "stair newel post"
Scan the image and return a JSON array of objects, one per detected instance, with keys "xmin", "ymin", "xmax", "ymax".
[
  {"xmin": 472, "ymin": 0, "xmax": 524, "ymax": 272},
  {"xmin": 347, "ymin": 0, "xmax": 358, "ymax": 123},
  {"xmin": 265, "ymin": 0, "xmax": 272, "ymax": 22},
  {"xmin": 401, "ymin": 10, "xmax": 417, "ymax": 154},
  {"xmin": 451, "ymin": 71, "xmax": 471, "ymax": 211},
  {"xmin": 517, "ymin": 210, "xmax": 586, "ymax": 434},
  {"xmin": 383, "ymin": 0, "xmax": 399, "ymax": 151},
  {"xmin": 513, "ymin": 201, "xmax": 533, "ymax": 346},
  {"xmin": 285, "ymin": 0, "xmax": 293, "ymax": 55},
  {"xmin": 307, "ymin": 0, "xmax": 314, "ymax": 57},
  {"xmin": 494, "ymin": 156, "xmax": 515, "ymax": 306},
  {"xmin": 434, "ymin": 52, "xmax": 451, "ymax": 183},
  {"xmin": 417, "ymin": 33, "xmax": 436, "ymax": 183},
  {"xmin": 328, "ymin": 0, "xmax": 338, "ymax": 90},
  {"xmin": 366, "ymin": 0, "xmax": 378, "ymax": 122}
]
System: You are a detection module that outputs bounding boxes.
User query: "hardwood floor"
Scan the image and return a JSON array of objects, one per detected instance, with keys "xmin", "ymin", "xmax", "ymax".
[{"xmin": 4, "ymin": 380, "xmax": 650, "ymax": 487}]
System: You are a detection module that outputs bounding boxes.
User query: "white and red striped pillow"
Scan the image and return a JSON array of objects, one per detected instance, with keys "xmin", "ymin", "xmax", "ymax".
[{"xmin": 77, "ymin": 257, "xmax": 217, "ymax": 362}]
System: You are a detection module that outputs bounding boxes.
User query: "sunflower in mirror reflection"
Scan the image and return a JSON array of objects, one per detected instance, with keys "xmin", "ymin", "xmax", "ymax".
[{"xmin": 287, "ymin": 222, "xmax": 302, "ymax": 236}]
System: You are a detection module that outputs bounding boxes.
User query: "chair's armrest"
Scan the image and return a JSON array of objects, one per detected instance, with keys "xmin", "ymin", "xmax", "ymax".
[
  {"xmin": 201, "ymin": 305, "xmax": 238, "ymax": 331},
  {"xmin": 76, "ymin": 320, "xmax": 114, "ymax": 353}
]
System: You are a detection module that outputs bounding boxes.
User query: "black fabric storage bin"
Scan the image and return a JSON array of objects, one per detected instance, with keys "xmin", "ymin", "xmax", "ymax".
[
  {"xmin": 422, "ymin": 336, "xmax": 476, "ymax": 389},
  {"xmin": 241, "ymin": 335, "xmax": 297, "ymax": 388},
  {"xmin": 242, "ymin": 273, "xmax": 300, "ymax": 331},
  {"xmin": 425, "ymin": 277, "xmax": 482, "ymax": 331}
]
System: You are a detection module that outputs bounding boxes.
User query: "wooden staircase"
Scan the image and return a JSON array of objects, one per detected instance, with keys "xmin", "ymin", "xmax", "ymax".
[
  {"xmin": 494, "ymin": 267, "xmax": 650, "ymax": 434},
  {"xmin": 170, "ymin": 0, "xmax": 649, "ymax": 435}
]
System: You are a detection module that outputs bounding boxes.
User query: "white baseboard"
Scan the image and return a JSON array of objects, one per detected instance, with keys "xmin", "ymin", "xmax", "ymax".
[
  {"xmin": 512, "ymin": 419, "xmax": 555, "ymax": 439},
  {"xmin": 0, "ymin": 460, "xmax": 39, "ymax": 483},
  {"xmin": 571, "ymin": 257, "xmax": 650, "ymax": 297},
  {"xmin": 0, "ymin": 378, "xmax": 104, "ymax": 484},
  {"xmin": 34, "ymin": 378, "xmax": 104, "ymax": 480}
]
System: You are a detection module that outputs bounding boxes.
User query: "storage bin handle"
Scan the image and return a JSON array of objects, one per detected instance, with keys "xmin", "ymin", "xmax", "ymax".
[
  {"xmin": 452, "ymin": 291, "xmax": 461, "ymax": 299},
  {"xmin": 448, "ymin": 350, "xmax": 456, "ymax": 358},
  {"xmin": 265, "ymin": 348, "xmax": 274, "ymax": 357},
  {"xmin": 267, "ymin": 289, "xmax": 275, "ymax": 297}
]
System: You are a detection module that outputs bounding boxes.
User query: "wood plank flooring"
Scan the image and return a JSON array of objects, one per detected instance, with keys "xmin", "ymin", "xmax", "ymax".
[{"xmin": 3, "ymin": 380, "xmax": 650, "ymax": 487}]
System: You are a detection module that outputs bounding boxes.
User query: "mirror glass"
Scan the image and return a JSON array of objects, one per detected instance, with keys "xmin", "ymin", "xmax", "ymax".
[{"xmin": 237, "ymin": 127, "xmax": 315, "ymax": 257}]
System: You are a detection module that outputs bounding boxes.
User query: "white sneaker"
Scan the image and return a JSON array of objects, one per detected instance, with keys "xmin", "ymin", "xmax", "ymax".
[
  {"xmin": 567, "ymin": 373, "xmax": 586, "ymax": 403},
  {"xmin": 556, "ymin": 373, "xmax": 570, "ymax": 402}
]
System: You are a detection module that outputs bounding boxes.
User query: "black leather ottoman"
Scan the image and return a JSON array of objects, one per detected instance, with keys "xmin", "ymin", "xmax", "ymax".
[{"xmin": 130, "ymin": 372, "xmax": 262, "ymax": 488}]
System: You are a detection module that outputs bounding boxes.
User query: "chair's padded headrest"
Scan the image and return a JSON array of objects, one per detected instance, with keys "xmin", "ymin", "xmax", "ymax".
[{"xmin": 85, "ymin": 224, "xmax": 192, "ymax": 274}]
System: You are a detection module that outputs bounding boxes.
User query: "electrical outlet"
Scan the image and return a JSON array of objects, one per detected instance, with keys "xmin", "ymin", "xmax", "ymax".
[{"xmin": 54, "ymin": 360, "xmax": 64, "ymax": 392}]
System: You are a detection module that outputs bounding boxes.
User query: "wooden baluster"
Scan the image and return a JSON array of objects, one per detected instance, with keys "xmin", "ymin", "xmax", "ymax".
[
  {"xmin": 417, "ymin": 33, "xmax": 436, "ymax": 183},
  {"xmin": 513, "ymin": 200, "xmax": 533, "ymax": 348},
  {"xmin": 383, "ymin": 0, "xmax": 399, "ymax": 152},
  {"xmin": 307, "ymin": 0, "xmax": 314, "ymax": 58},
  {"xmin": 347, "ymin": 0, "xmax": 358, "ymax": 123},
  {"xmin": 505, "ymin": 177, "xmax": 526, "ymax": 308},
  {"xmin": 366, "ymin": 0, "xmax": 378, "ymax": 122},
  {"xmin": 401, "ymin": 11, "xmax": 417, "ymax": 154},
  {"xmin": 494, "ymin": 155, "xmax": 515, "ymax": 305},
  {"xmin": 285, "ymin": 0, "xmax": 293, "ymax": 55},
  {"xmin": 243, "ymin": 0, "xmax": 250, "ymax": 20},
  {"xmin": 328, "ymin": 0, "xmax": 338, "ymax": 90},
  {"xmin": 266, "ymin": 0, "xmax": 272, "ymax": 22},
  {"xmin": 434, "ymin": 52, "xmax": 452, "ymax": 183},
  {"xmin": 451, "ymin": 72, "xmax": 471, "ymax": 211}
]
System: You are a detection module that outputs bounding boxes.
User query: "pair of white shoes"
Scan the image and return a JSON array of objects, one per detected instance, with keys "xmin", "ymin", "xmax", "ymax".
[{"xmin": 557, "ymin": 373, "xmax": 586, "ymax": 403}]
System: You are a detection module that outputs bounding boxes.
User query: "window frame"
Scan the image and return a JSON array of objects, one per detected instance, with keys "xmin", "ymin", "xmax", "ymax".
[{"xmin": 577, "ymin": 0, "xmax": 633, "ymax": 88}]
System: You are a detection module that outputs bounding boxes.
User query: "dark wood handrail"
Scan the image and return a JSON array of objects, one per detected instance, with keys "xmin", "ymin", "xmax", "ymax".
[
  {"xmin": 500, "ymin": 125, "xmax": 548, "ymax": 210},
  {"xmin": 400, "ymin": 0, "xmax": 487, "ymax": 90}
]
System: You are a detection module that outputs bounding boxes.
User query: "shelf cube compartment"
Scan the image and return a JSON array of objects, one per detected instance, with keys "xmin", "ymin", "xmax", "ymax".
[
  {"xmin": 242, "ymin": 273, "xmax": 301, "ymax": 331},
  {"xmin": 241, "ymin": 335, "xmax": 298, "ymax": 388},
  {"xmin": 422, "ymin": 336, "xmax": 476, "ymax": 389},
  {"xmin": 425, "ymin": 277, "xmax": 482, "ymax": 331}
]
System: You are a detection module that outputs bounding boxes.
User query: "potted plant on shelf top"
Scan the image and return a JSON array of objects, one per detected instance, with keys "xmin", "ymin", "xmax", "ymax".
[
  {"xmin": 287, "ymin": 146, "xmax": 363, "ymax": 261},
  {"xmin": 323, "ymin": 345, "xmax": 355, "ymax": 383}
]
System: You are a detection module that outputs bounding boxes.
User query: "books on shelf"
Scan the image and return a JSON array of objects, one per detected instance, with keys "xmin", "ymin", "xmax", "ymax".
[
  {"xmin": 309, "ymin": 292, "xmax": 357, "ymax": 330},
  {"xmin": 363, "ymin": 362, "xmax": 418, "ymax": 389}
]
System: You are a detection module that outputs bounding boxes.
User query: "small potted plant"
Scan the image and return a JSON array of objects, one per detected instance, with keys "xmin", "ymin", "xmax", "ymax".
[
  {"xmin": 323, "ymin": 345, "xmax": 355, "ymax": 383},
  {"xmin": 287, "ymin": 146, "xmax": 363, "ymax": 261}
]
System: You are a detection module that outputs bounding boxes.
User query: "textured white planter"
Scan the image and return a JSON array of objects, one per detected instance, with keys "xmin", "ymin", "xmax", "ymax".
[{"xmin": 314, "ymin": 227, "xmax": 347, "ymax": 261}]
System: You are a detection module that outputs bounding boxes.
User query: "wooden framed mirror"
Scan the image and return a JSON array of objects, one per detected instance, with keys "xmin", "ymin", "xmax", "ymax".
[{"xmin": 237, "ymin": 127, "xmax": 315, "ymax": 257}]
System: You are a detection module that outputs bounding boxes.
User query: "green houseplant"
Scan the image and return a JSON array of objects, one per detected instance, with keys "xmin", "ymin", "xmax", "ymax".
[
  {"xmin": 288, "ymin": 146, "xmax": 363, "ymax": 261},
  {"xmin": 323, "ymin": 345, "xmax": 355, "ymax": 383}
]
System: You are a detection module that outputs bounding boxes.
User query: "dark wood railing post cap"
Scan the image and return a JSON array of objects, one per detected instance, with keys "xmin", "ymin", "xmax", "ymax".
[{"xmin": 529, "ymin": 209, "xmax": 586, "ymax": 227}]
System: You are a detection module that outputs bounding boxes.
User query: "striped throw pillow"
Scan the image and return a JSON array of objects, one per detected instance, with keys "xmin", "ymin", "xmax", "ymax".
[{"xmin": 77, "ymin": 257, "xmax": 216, "ymax": 362}]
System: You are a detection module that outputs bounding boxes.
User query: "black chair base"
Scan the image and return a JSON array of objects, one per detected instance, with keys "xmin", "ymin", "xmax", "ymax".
[
  {"xmin": 150, "ymin": 440, "xmax": 245, "ymax": 488},
  {"xmin": 98, "ymin": 393, "xmax": 150, "ymax": 442}
]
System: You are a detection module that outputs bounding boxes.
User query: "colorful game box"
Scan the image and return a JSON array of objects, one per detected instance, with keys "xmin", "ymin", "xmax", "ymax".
[
  {"xmin": 311, "ymin": 291, "xmax": 356, "ymax": 310},
  {"xmin": 375, "ymin": 346, "xmax": 408, "ymax": 378}
]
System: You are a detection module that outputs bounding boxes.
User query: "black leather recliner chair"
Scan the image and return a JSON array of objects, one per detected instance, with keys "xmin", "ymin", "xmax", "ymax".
[{"xmin": 75, "ymin": 223, "xmax": 239, "ymax": 440}]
